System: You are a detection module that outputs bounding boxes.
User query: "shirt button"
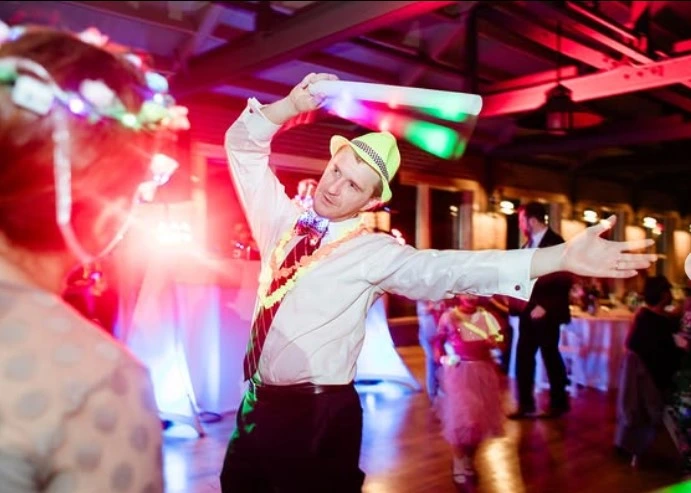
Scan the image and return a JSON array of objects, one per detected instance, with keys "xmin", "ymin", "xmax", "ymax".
[{"xmin": 514, "ymin": 284, "xmax": 521, "ymax": 291}]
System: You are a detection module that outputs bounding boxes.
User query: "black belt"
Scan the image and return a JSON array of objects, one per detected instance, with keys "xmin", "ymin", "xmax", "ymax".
[{"xmin": 249, "ymin": 380, "xmax": 354, "ymax": 400}]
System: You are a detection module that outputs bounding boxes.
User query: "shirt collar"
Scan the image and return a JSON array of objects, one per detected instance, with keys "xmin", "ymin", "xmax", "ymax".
[
  {"xmin": 323, "ymin": 215, "xmax": 363, "ymax": 244},
  {"xmin": 530, "ymin": 227, "xmax": 548, "ymax": 248}
]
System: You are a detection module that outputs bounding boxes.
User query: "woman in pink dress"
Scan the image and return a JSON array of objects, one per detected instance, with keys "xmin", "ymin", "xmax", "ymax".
[{"xmin": 434, "ymin": 294, "xmax": 506, "ymax": 488}]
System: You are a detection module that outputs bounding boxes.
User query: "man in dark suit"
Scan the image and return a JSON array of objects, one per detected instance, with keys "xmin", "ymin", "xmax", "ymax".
[{"xmin": 509, "ymin": 202, "xmax": 573, "ymax": 419}]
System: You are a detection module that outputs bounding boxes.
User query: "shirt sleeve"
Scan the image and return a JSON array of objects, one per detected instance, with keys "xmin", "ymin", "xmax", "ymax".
[
  {"xmin": 362, "ymin": 235, "xmax": 536, "ymax": 301},
  {"xmin": 224, "ymin": 97, "xmax": 301, "ymax": 258},
  {"xmin": 46, "ymin": 363, "xmax": 164, "ymax": 493}
]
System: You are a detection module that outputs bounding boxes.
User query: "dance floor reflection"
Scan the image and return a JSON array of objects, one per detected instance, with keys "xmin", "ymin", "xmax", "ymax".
[{"xmin": 163, "ymin": 346, "xmax": 687, "ymax": 493}]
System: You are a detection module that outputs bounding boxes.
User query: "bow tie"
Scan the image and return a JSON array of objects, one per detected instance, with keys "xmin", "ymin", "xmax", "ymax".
[{"xmin": 295, "ymin": 209, "xmax": 329, "ymax": 242}]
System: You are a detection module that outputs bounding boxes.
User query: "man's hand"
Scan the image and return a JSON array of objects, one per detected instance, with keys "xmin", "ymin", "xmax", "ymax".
[
  {"xmin": 261, "ymin": 72, "xmax": 338, "ymax": 125},
  {"xmin": 289, "ymin": 72, "xmax": 338, "ymax": 113},
  {"xmin": 531, "ymin": 215, "xmax": 657, "ymax": 279},
  {"xmin": 530, "ymin": 305, "xmax": 546, "ymax": 320},
  {"xmin": 674, "ymin": 333, "xmax": 689, "ymax": 350}
]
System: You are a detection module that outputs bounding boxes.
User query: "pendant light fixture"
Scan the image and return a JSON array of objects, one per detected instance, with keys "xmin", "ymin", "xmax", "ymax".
[{"xmin": 544, "ymin": 22, "xmax": 574, "ymax": 135}]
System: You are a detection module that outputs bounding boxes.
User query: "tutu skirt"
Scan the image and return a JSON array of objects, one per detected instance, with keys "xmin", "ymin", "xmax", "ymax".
[{"xmin": 437, "ymin": 360, "xmax": 504, "ymax": 448}]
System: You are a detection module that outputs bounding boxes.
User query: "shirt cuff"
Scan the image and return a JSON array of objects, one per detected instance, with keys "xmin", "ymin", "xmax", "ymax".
[
  {"xmin": 497, "ymin": 248, "xmax": 537, "ymax": 301},
  {"xmin": 239, "ymin": 97, "xmax": 282, "ymax": 142}
]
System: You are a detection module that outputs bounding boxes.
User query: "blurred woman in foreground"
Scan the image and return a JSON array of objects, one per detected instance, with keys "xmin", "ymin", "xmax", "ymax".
[{"xmin": 0, "ymin": 22, "xmax": 187, "ymax": 491}]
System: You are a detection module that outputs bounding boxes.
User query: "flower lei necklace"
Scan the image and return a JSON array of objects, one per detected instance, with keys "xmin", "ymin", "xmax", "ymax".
[{"xmin": 257, "ymin": 218, "xmax": 369, "ymax": 309}]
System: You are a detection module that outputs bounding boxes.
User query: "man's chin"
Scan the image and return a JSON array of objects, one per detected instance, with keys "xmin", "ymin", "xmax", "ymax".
[
  {"xmin": 313, "ymin": 199, "xmax": 330, "ymax": 218},
  {"xmin": 315, "ymin": 207, "xmax": 339, "ymax": 222}
]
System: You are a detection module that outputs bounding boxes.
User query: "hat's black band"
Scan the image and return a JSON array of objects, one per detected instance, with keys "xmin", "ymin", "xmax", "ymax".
[{"xmin": 352, "ymin": 140, "xmax": 389, "ymax": 182}]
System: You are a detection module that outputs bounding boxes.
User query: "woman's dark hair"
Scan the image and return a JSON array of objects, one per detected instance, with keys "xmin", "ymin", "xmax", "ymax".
[{"xmin": 643, "ymin": 275, "xmax": 672, "ymax": 306}]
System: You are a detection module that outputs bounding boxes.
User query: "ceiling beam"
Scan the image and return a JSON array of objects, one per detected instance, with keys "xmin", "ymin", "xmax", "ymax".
[
  {"xmin": 674, "ymin": 39, "xmax": 691, "ymax": 54},
  {"xmin": 169, "ymin": 1, "xmax": 456, "ymax": 97},
  {"xmin": 175, "ymin": 4, "xmax": 225, "ymax": 71},
  {"xmin": 400, "ymin": 1, "xmax": 478, "ymax": 86},
  {"xmin": 627, "ymin": 1, "xmax": 651, "ymax": 30},
  {"xmin": 352, "ymin": 36, "xmax": 510, "ymax": 83},
  {"xmin": 481, "ymin": 7, "xmax": 620, "ymax": 71},
  {"xmin": 62, "ymin": 1, "xmax": 202, "ymax": 35},
  {"xmin": 482, "ymin": 66, "xmax": 578, "ymax": 92},
  {"xmin": 400, "ymin": 21, "xmax": 466, "ymax": 86},
  {"xmin": 565, "ymin": 1, "xmax": 640, "ymax": 43},
  {"xmin": 484, "ymin": 5, "xmax": 691, "ymax": 113},
  {"xmin": 551, "ymin": 2, "xmax": 650, "ymax": 61},
  {"xmin": 490, "ymin": 115, "xmax": 691, "ymax": 157},
  {"xmin": 533, "ymin": 2, "xmax": 691, "ymax": 90},
  {"xmin": 481, "ymin": 51, "xmax": 691, "ymax": 117},
  {"xmin": 477, "ymin": 15, "xmax": 577, "ymax": 71},
  {"xmin": 300, "ymin": 52, "xmax": 401, "ymax": 85},
  {"xmin": 219, "ymin": 77, "xmax": 293, "ymax": 100}
]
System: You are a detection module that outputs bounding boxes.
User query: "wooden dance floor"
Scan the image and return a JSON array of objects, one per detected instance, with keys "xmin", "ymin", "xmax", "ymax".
[{"xmin": 162, "ymin": 346, "xmax": 689, "ymax": 492}]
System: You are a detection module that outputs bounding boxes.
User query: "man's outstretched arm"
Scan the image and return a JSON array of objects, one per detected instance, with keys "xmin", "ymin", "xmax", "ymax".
[{"xmin": 531, "ymin": 216, "xmax": 656, "ymax": 279}]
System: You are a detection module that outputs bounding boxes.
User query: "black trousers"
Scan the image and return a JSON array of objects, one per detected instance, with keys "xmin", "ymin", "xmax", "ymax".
[
  {"xmin": 516, "ymin": 315, "xmax": 568, "ymax": 411},
  {"xmin": 220, "ymin": 383, "xmax": 365, "ymax": 493},
  {"xmin": 500, "ymin": 322, "xmax": 514, "ymax": 375}
]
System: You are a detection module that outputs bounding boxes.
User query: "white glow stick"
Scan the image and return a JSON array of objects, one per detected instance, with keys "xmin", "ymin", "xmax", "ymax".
[
  {"xmin": 309, "ymin": 79, "xmax": 483, "ymax": 117},
  {"xmin": 685, "ymin": 252, "xmax": 691, "ymax": 280}
]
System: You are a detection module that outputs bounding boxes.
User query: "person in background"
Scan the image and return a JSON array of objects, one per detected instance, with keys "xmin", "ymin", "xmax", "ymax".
[
  {"xmin": 669, "ymin": 282, "xmax": 691, "ymax": 476},
  {"xmin": 615, "ymin": 275, "xmax": 684, "ymax": 467},
  {"xmin": 0, "ymin": 22, "xmax": 188, "ymax": 492},
  {"xmin": 481, "ymin": 295, "xmax": 511, "ymax": 373},
  {"xmin": 667, "ymin": 255, "xmax": 691, "ymax": 474},
  {"xmin": 62, "ymin": 259, "xmax": 120, "ymax": 335},
  {"xmin": 416, "ymin": 298, "xmax": 448, "ymax": 402},
  {"xmin": 627, "ymin": 276, "xmax": 682, "ymax": 399},
  {"xmin": 434, "ymin": 294, "xmax": 505, "ymax": 488},
  {"xmin": 509, "ymin": 201, "xmax": 573, "ymax": 419}
]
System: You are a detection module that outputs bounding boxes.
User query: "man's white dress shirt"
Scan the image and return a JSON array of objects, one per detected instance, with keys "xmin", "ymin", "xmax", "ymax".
[{"xmin": 225, "ymin": 97, "xmax": 536, "ymax": 385}]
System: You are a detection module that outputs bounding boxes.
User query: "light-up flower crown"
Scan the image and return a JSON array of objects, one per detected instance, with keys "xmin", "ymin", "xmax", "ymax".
[
  {"xmin": 0, "ymin": 21, "xmax": 190, "ymax": 265},
  {"xmin": 0, "ymin": 23, "xmax": 190, "ymax": 132}
]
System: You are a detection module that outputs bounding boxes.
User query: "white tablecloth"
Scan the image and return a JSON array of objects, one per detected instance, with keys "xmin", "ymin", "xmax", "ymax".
[
  {"xmin": 561, "ymin": 313, "xmax": 632, "ymax": 391},
  {"xmin": 125, "ymin": 258, "xmax": 260, "ymax": 419},
  {"xmin": 508, "ymin": 311, "xmax": 633, "ymax": 392}
]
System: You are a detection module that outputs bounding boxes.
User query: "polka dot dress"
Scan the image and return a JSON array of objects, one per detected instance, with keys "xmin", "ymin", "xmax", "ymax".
[{"xmin": 0, "ymin": 285, "xmax": 163, "ymax": 492}]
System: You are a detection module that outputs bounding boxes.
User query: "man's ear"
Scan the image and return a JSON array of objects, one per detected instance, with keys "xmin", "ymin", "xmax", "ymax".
[{"xmin": 362, "ymin": 198, "xmax": 383, "ymax": 212}]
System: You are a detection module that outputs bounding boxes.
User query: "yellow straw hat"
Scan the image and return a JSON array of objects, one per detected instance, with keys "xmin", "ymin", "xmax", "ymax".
[{"xmin": 329, "ymin": 131, "xmax": 401, "ymax": 202}]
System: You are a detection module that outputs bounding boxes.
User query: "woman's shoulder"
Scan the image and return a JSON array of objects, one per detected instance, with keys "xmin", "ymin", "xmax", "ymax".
[
  {"xmin": 0, "ymin": 287, "xmax": 155, "ymax": 468},
  {"xmin": 0, "ymin": 287, "xmax": 149, "ymax": 415},
  {"xmin": 2, "ymin": 287, "xmax": 142, "ymax": 362}
]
